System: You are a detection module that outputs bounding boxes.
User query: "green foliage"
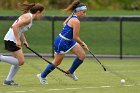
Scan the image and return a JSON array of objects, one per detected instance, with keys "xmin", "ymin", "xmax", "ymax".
[
  {"xmin": 0, "ymin": 0, "xmax": 140, "ymax": 10},
  {"xmin": 48, "ymin": 0, "xmax": 69, "ymax": 9}
]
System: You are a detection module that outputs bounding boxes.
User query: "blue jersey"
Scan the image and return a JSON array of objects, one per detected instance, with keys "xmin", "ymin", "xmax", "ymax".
[
  {"xmin": 54, "ymin": 15, "xmax": 78, "ymax": 54},
  {"xmin": 60, "ymin": 15, "xmax": 78, "ymax": 40}
]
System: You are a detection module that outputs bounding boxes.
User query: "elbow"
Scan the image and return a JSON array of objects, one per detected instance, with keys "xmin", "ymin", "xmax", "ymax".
[
  {"xmin": 12, "ymin": 25, "xmax": 18, "ymax": 31},
  {"xmin": 73, "ymin": 36, "xmax": 79, "ymax": 41}
]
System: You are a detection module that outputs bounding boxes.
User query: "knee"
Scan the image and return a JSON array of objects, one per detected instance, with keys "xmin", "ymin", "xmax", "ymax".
[
  {"xmin": 79, "ymin": 52, "xmax": 86, "ymax": 60},
  {"xmin": 18, "ymin": 60, "xmax": 24, "ymax": 66},
  {"xmin": 19, "ymin": 62, "xmax": 24, "ymax": 66},
  {"xmin": 53, "ymin": 61, "xmax": 61, "ymax": 66},
  {"xmin": 52, "ymin": 59, "xmax": 62, "ymax": 66}
]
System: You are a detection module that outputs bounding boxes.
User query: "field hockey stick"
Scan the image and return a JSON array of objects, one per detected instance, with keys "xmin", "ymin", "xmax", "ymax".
[
  {"xmin": 24, "ymin": 44, "xmax": 67, "ymax": 74},
  {"xmin": 87, "ymin": 49, "xmax": 106, "ymax": 71}
]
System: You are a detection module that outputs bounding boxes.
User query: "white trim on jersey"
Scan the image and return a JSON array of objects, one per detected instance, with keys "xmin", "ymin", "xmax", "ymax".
[
  {"xmin": 59, "ymin": 33, "xmax": 71, "ymax": 41},
  {"xmin": 55, "ymin": 42, "xmax": 77, "ymax": 54}
]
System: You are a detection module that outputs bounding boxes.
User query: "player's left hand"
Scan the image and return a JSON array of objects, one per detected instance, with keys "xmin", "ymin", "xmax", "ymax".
[
  {"xmin": 23, "ymin": 41, "xmax": 29, "ymax": 48},
  {"xmin": 81, "ymin": 42, "xmax": 89, "ymax": 50}
]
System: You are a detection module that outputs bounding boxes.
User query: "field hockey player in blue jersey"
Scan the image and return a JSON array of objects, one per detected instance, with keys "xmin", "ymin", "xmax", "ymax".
[{"xmin": 37, "ymin": 0, "xmax": 89, "ymax": 84}]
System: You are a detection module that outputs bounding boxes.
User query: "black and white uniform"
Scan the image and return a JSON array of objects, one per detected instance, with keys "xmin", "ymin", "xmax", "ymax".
[{"xmin": 4, "ymin": 13, "xmax": 33, "ymax": 52}]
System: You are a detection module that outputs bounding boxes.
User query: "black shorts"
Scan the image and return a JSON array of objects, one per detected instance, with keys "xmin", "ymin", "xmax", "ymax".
[{"xmin": 4, "ymin": 40, "xmax": 21, "ymax": 52}]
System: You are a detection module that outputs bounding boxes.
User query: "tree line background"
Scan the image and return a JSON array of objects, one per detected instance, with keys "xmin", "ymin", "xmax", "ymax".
[{"xmin": 0, "ymin": 0, "xmax": 140, "ymax": 10}]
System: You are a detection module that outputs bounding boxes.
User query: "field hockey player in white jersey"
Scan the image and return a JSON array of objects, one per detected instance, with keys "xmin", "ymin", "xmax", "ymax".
[
  {"xmin": 0, "ymin": 3, "xmax": 44, "ymax": 86},
  {"xmin": 37, "ymin": 0, "xmax": 89, "ymax": 84}
]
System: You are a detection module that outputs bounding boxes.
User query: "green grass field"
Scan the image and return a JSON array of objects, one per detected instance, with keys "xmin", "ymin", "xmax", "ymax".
[{"xmin": 0, "ymin": 58, "xmax": 140, "ymax": 93}]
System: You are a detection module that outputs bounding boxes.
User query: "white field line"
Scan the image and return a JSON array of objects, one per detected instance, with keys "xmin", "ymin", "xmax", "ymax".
[
  {"xmin": 5, "ymin": 90, "xmax": 36, "ymax": 93},
  {"xmin": 28, "ymin": 90, "xmax": 36, "ymax": 92},
  {"xmin": 1, "ymin": 84, "xmax": 139, "ymax": 93},
  {"xmin": 47, "ymin": 84, "xmax": 140, "ymax": 92},
  {"xmin": 14, "ymin": 91, "xmax": 26, "ymax": 93},
  {"xmin": 47, "ymin": 86, "xmax": 111, "ymax": 91},
  {"xmin": 123, "ymin": 84, "xmax": 135, "ymax": 87},
  {"xmin": 48, "ymin": 89, "xmax": 64, "ymax": 91},
  {"xmin": 84, "ymin": 86, "xmax": 100, "ymax": 89},
  {"xmin": 105, "ymin": 64, "xmax": 140, "ymax": 67},
  {"xmin": 100, "ymin": 86, "xmax": 112, "ymax": 88},
  {"xmin": 65, "ymin": 88, "xmax": 82, "ymax": 90},
  {"xmin": 1, "ymin": 90, "xmax": 36, "ymax": 93},
  {"xmin": 47, "ymin": 86, "xmax": 110, "ymax": 91}
]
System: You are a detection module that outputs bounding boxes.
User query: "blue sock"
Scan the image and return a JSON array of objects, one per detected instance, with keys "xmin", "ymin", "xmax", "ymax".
[
  {"xmin": 41, "ymin": 64, "xmax": 55, "ymax": 78},
  {"xmin": 69, "ymin": 57, "xmax": 83, "ymax": 74}
]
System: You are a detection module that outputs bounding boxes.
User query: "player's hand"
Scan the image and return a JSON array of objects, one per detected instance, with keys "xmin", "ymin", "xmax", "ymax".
[
  {"xmin": 16, "ymin": 40, "xmax": 21, "ymax": 48},
  {"xmin": 81, "ymin": 42, "xmax": 89, "ymax": 50},
  {"xmin": 23, "ymin": 41, "xmax": 29, "ymax": 48}
]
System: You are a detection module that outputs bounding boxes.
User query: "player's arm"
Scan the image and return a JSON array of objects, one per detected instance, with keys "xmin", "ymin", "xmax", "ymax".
[
  {"xmin": 71, "ymin": 18, "xmax": 82, "ymax": 44},
  {"xmin": 70, "ymin": 18, "xmax": 88, "ymax": 50},
  {"xmin": 12, "ymin": 14, "xmax": 31, "ymax": 47},
  {"xmin": 21, "ymin": 33, "xmax": 28, "ymax": 47}
]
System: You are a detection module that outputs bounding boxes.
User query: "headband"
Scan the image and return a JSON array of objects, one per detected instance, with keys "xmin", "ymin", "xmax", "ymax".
[{"xmin": 75, "ymin": 6, "xmax": 87, "ymax": 11}]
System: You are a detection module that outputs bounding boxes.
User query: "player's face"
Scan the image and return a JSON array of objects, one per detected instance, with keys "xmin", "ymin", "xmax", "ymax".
[
  {"xmin": 78, "ymin": 10, "xmax": 86, "ymax": 17},
  {"xmin": 35, "ymin": 11, "xmax": 44, "ymax": 19},
  {"xmin": 81, "ymin": 10, "xmax": 86, "ymax": 16}
]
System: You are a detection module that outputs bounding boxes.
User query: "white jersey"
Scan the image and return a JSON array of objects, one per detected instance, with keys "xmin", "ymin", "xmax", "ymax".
[{"xmin": 4, "ymin": 13, "xmax": 33, "ymax": 43}]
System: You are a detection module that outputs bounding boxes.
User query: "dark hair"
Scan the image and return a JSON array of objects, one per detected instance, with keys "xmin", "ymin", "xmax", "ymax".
[
  {"xmin": 64, "ymin": 0, "xmax": 85, "ymax": 12},
  {"xmin": 21, "ymin": 3, "xmax": 44, "ymax": 14}
]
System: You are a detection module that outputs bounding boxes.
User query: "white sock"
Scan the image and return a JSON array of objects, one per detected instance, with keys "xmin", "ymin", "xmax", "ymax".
[
  {"xmin": 0, "ymin": 55, "xmax": 19, "ymax": 65},
  {"xmin": 6, "ymin": 65, "xmax": 20, "ymax": 81}
]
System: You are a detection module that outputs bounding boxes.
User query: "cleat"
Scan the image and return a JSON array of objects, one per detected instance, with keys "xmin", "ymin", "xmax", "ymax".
[
  {"xmin": 37, "ymin": 73, "xmax": 48, "ymax": 85},
  {"xmin": 3, "ymin": 80, "xmax": 19, "ymax": 86},
  {"xmin": 66, "ymin": 73, "xmax": 78, "ymax": 81}
]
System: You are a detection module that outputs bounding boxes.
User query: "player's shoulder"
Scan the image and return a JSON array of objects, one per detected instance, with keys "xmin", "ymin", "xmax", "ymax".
[
  {"xmin": 20, "ymin": 13, "xmax": 31, "ymax": 21},
  {"xmin": 70, "ymin": 17, "xmax": 80, "ymax": 24}
]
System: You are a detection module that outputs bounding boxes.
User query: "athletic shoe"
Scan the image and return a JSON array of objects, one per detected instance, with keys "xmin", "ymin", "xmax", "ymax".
[
  {"xmin": 37, "ymin": 73, "xmax": 48, "ymax": 85},
  {"xmin": 66, "ymin": 73, "xmax": 78, "ymax": 81},
  {"xmin": 3, "ymin": 80, "xmax": 19, "ymax": 86}
]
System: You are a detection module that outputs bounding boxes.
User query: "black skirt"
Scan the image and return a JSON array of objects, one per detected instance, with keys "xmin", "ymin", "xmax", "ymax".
[{"xmin": 4, "ymin": 40, "xmax": 20, "ymax": 52}]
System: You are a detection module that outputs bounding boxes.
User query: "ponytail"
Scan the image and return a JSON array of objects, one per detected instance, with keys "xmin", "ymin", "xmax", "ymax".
[
  {"xmin": 21, "ymin": 3, "xmax": 35, "ymax": 14},
  {"xmin": 20, "ymin": 3, "xmax": 44, "ymax": 14},
  {"xmin": 64, "ymin": 0, "xmax": 85, "ymax": 12}
]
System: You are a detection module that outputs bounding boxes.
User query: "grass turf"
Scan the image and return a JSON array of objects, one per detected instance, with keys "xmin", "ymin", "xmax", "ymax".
[{"xmin": 0, "ymin": 58, "xmax": 140, "ymax": 93}]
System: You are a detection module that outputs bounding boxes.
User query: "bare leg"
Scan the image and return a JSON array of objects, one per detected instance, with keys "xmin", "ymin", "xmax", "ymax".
[
  {"xmin": 52, "ymin": 54, "xmax": 65, "ymax": 66},
  {"xmin": 71, "ymin": 43, "xmax": 86, "ymax": 60},
  {"xmin": 0, "ymin": 49, "xmax": 24, "ymax": 66},
  {"xmin": 5, "ymin": 49, "xmax": 24, "ymax": 81},
  {"xmin": 68, "ymin": 44, "xmax": 86, "ymax": 74}
]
